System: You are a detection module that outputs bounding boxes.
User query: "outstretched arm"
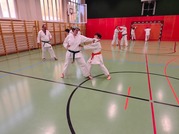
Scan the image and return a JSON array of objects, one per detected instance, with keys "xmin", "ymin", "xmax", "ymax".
[
  {"xmin": 84, "ymin": 42, "xmax": 99, "ymax": 50},
  {"xmin": 80, "ymin": 35, "xmax": 94, "ymax": 43}
]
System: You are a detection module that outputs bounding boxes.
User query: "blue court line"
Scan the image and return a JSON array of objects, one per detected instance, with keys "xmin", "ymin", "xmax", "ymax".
[
  {"xmin": 104, "ymin": 59, "xmax": 179, "ymax": 69},
  {"xmin": 0, "ymin": 50, "xmax": 41, "ymax": 62},
  {"xmin": 0, "ymin": 61, "xmax": 44, "ymax": 79},
  {"xmin": 0, "ymin": 57, "xmax": 178, "ymax": 79}
]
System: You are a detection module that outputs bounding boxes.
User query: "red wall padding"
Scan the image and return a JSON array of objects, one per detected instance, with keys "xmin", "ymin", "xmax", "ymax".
[
  {"xmin": 86, "ymin": 15, "xmax": 179, "ymax": 41},
  {"xmin": 132, "ymin": 23, "xmax": 161, "ymax": 41}
]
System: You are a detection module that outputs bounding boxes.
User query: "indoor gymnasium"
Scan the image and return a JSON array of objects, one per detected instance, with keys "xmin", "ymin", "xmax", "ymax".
[{"xmin": 0, "ymin": 0, "xmax": 179, "ymax": 134}]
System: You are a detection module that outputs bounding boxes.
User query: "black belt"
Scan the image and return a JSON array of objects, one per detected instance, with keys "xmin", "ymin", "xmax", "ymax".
[
  {"xmin": 122, "ymin": 34, "xmax": 127, "ymax": 36},
  {"xmin": 41, "ymin": 41, "xmax": 50, "ymax": 47},
  {"xmin": 68, "ymin": 50, "xmax": 80, "ymax": 63}
]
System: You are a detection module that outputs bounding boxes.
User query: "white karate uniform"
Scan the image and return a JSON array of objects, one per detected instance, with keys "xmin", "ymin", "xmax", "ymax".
[
  {"xmin": 69, "ymin": 30, "xmax": 73, "ymax": 34},
  {"xmin": 62, "ymin": 34, "xmax": 93, "ymax": 77},
  {"xmin": 78, "ymin": 30, "xmax": 81, "ymax": 35},
  {"xmin": 120, "ymin": 26, "xmax": 128, "ymax": 46},
  {"xmin": 144, "ymin": 28, "xmax": 151, "ymax": 41},
  {"xmin": 37, "ymin": 30, "xmax": 56, "ymax": 59},
  {"xmin": 84, "ymin": 40, "xmax": 110, "ymax": 76},
  {"xmin": 131, "ymin": 28, "xmax": 136, "ymax": 40},
  {"xmin": 111, "ymin": 28, "xmax": 119, "ymax": 45}
]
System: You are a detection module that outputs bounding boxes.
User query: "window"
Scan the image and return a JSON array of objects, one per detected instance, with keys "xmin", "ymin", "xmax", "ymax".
[
  {"xmin": 68, "ymin": 0, "xmax": 87, "ymax": 23},
  {"xmin": 78, "ymin": 4, "xmax": 87, "ymax": 23},
  {"xmin": 0, "ymin": 0, "xmax": 16, "ymax": 18},
  {"xmin": 40, "ymin": 0, "xmax": 63, "ymax": 21},
  {"xmin": 141, "ymin": 0, "xmax": 156, "ymax": 16}
]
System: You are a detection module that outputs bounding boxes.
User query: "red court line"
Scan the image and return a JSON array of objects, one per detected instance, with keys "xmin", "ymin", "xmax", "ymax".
[
  {"xmin": 150, "ymin": 102, "xmax": 156, "ymax": 134},
  {"xmin": 124, "ymin": 87, "xmax": 131, "ymax": 110},
  {"xmin": 145, "ymin": 54, "xmax": 153, "ymax": 100},
  {"xmin": 145, "ymin": 54, "xmax": 157, "ymax": 134},
  {"xmin": 164, "ymin": 57, "xmax": 179, "ymax": 104}
]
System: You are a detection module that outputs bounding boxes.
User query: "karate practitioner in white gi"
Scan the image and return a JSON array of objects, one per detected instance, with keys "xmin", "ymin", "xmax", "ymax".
[
  {"xmin": 131, "ymin": 26, "xmax": 136, "ymax": 41},
  {"xmin": 111, "ymin": 26, "xmax": 120, "ymax": 46},
  {"xmin": 61, "ymin": 27, "xmax": 94, "ymax": 79},
  {"xmin": 37, "ymin": 24, "xmax": 58, "ymax": 60},
  {"xmin": 119, "ymin": 25, "xmax": 128, "ymax": 47},
  {"xmin": 144, "ymin": 27, "xmax": 151, "ymax": 42},
  {"xmin": 84, "ymin": 33, "xmax": 111, "ymax": 80}
]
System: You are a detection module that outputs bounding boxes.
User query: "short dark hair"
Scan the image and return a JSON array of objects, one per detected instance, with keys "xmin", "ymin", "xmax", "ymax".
[
  {"xmin": 65, "ymin": 29, "xmax": 70, "ymax": 33},
  {"xmin": 71, "ymin": 26, "xmax": 79, "ymax": 31},
  {"xmin": 95, "ymin": 33, "xmax": 102, "ymax": 39},
  {"xmin": 42, "ymin": 24, "xmax": 46, "ymax": 28}
]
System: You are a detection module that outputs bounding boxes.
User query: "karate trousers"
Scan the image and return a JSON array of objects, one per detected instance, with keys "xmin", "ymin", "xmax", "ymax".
[
  {"xmin": 87, "ymin": 62, "xmax": 109, "ymax": 76},
  {"xmin": 42, "ymin": 46, "xmax": 56, "ymax": 59},
  {"xmin": 111, "ymin": 34, "xmax": 119, "ymax": 45},
  {"xmin": 120, "ymin": 35, "xmax": 128, "ymax": 46},
  {"xmin": 62, "ymin": 56, "xmax": 90, "ymax": 77}
]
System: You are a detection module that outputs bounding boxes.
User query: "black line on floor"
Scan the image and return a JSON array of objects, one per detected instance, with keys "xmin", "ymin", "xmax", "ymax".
[
  {"xmin": 65, "ymin": 72, "xmax": 179, "ymax": 134},
  {"xmin": 80, "ymin": 85, "xmax": 149, "ymax": 102},
  {"xmin": 0, "ymin": 70, "xmax": 179, "ymax": 106},
  {"xmin": 66, "ymin": 79, "xmax": 89, "ymax": 134},
  {"xmin": 154, "ymin": 101, "xmax": 179, "ymax": 108},
  {"xmin": 1, "ymin": 69, "xmax": 179, "ymax": 133},
  {"xmin": 0, "ymin": 70, "xmax": 77, "ymax": 87}
]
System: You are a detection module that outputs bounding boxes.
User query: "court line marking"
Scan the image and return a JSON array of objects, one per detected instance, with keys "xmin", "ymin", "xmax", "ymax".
[
  {"xmin": 103, "ymin": 59, "xmax": 179, "ymax": 69},
  {"xmin": 164, "ymin": 57, "xmax": 179, "ymax": 104},
  {"xmin": 0, "ymin": 45, "xmax": 64, "ymax": 62},
  {"xmin": 0, "ymin": 49, "xmax": 40, "ymax": 62},
  {"xmin": 102, "ymin": 49, "xmax": 176, "ymax": 55},
  {"xmin": 145, "ymin": 54, "xmax": 157, "ymax": 134},
  {"xmin": 0, "ymin": 70, "xmax": 179, "ymax": 108},
  {"xmin": 124, "ymin": 87, "xmax": 131, "ymax": 110},
  {"xmin": 0, "ymin": 70, "xmax": 77, "ymax": 87},
  {"xmin": 66, "ymin": 79, "xmax": 89, "ymax": 134},
  {"xmin": 1, "ymin": 70, "xmax": 179, "ymax": 133},
  {"xmin": 0, "ymin": 41, "xmax": 177, "ymax": 63},
  {"xmin": 102, "ymin": 40, "xmax": 177, "ymax": 56},
  {"xmin": 0, "ymin": 61, "xmax": 44, "ymax": 79},
  {"xmin": 102, "ymin": 46, "xmax": 176, "ymax": 55}
]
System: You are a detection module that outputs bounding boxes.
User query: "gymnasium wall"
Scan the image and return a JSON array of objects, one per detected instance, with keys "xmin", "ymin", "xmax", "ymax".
[
  {"xmin": 86, "ymin": 15, "xmax": 179, "ymax": 41},
  {"xmin": 86, "ymin": 0, "xmax": 179, "ymax": 18},
  {"xmin": 0, "ymin": 20, "xmax": 86, "ymax": 55}
]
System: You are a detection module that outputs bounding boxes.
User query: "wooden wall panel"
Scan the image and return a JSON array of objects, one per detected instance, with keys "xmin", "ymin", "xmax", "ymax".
[{"xmin": 0, "ymin": 20, "xmax": 86, "ymax": 55}]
